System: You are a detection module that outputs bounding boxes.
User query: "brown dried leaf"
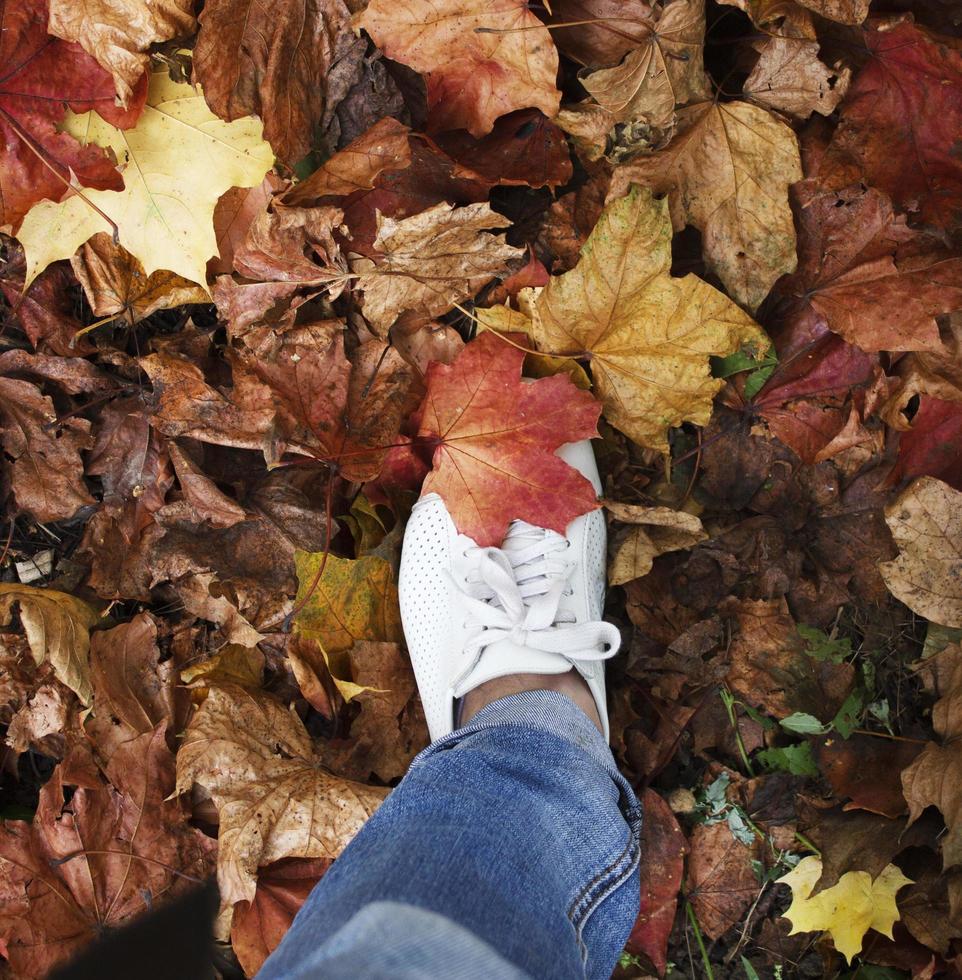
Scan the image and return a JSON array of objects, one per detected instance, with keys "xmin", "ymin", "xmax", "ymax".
[
  {"xmin": 613, "ymin": 100, "xmax": 802, "ymax": 311},
  {"xmin": 193, "ymin": 0, "xmax": 359, "ymax": 166},
  {"xmin": 0, "ymin": 727, "xmax": 216, "ymax": 977},
  {"xmin": 880, "ymin": 477, "xmax": 962, "ymax": 628},
  {"xmin": 0, "ymin": 376, "xmax": 94, "ymax": 522},
  {"xmin": 0, "ymin": 585, "xmax": 99, "ymax": 705},
  {"xmin": 687, "ymin": 820, "xmax": 761, "ymax": 939},
  {"xmin": 352, "ymin": 201, "xmax": 522, "ymax": 335},
  {"xmin": 174, "ymin": 684, "xmax": 387, "ymax": 915},
  {"xmin": 604, "ymin": 502, "xmax": 707, "ymax": 586},
  {"xmin": 356, "ymin": 0, "xmax": 560, "ymax": 137},
  {"xmin": 71, "ymin": 233, "xmax": 207, "ymax": 326},
  {"xmin": 48, "ymin": 0, "xmax": 195, "ymax": 103}
]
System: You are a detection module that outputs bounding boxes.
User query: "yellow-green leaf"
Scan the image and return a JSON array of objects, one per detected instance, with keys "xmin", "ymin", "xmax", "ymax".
[
  {"xmin": 779, "ymin": 856, "xmax": 912, "ymax": 963},
  {"xmin": 16, "ymin": 71, "xmax": 274, "ymax": 290}
]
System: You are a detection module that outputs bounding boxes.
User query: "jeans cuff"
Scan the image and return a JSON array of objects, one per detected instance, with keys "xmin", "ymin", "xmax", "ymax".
[{"xmin": 414, "ymin": 691, "xmax": 641, "ymax": 824}]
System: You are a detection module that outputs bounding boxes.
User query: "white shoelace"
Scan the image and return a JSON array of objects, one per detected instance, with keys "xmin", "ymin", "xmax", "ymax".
[{"xmin": 449, "ymin": 522, "xmax": 621, "ymax": 671}]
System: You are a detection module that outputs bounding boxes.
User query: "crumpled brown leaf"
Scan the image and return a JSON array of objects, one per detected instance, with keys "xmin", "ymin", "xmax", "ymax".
[
  {"xmin": 880, "ymin": 477, "xmax": 962, "ymax": 629},
  {"xmin": 613, "ymin": 100, "xmax": 802, "ymax": 311},
  {"xmin": 352, "ymin": 201, "xmax": 522, "ymax": 335},
  {"xmin": 743, "ymin": 6, "xmax": 849, "ymax": 119},
  {"xmin": 0, "ymin": 726, "xmax": 216, "ymax": 978},
  {"xmin": 604, "ymin": 501, "xmax": 707, "ymax": 586},
  {"xmin": 193, "ymin": 0, "xmax": 360, "ymax": 167},
  {"xmin": 71, "ymin": 233, "xmax": 207, "ymax": 326},
  {"xmin": 578, "ymin": 0, "xmax": 709, "ymax": 147},
  {"xmin": 0, "ymin": 376, "xmax": 94, "ymax": 522},
  {"xmin": 48, "ymin": 0, "xmax": 195, "ymax": 104},
  {"xmin": 356, "ymin": 0, "xmax": 560, "ymax": 137},
  {"xmin": 174, "ymin": 683, "xmax": 387, "ymax": 923},
  {"xmin": 0, "ymin": 585, "xmax": 99, "ymax": 705},
  {"xmin": 901, "ymin": 643, "xmax": 962, "ymax": 868}
]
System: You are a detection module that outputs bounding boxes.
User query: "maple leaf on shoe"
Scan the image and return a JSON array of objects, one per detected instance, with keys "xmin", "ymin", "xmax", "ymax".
[
  {"xmin": 479, "ymin": 186, "xmax": 768, "ymax": 453},
  {"xmin": 613, "ymin": 100, "xmax": 802, "ymax": 311},
  {"xmin": 351, "ymin": 201, "xmax": 523, "ymax": 335},
  {"xmin": 0, "ymin": 728, "xmax": 216, "ymax": 978},
  {"xmin": 194, "ymin": 0, "xmax": 361, "ymax": 168},
  {"xmin": 0, "ymin": 0, "xmax": 145, "ymax": 228},
  {"xmin": 412, "ymin": 331, "xmax": 601, "ymax": 547},
  {"xmin": 817, "ymin": 21, "xmax": 962, "ymax": 237},
  {"xmin": 356, "ymin": 0, "xmax": 561, "ymax": 137},
  {"xmin": 15, "ymin": 72, "xmax": 274, "ymax": 290},
  {"xmin": 174, "ymin": 684, "xmax": 387, "ymax": 925},
  {"xmin": 880, "ymin": 477, "xmax": 962, "ymax": 629},
  {"xmin": 47, "ymin": 0, "xmax": 196, "ymax": 105}
]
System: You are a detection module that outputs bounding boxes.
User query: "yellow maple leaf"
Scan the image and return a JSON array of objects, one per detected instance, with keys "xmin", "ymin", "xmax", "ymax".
[
  {"xmin": 16, "ymin": 71, "xmax": 274, "ymax": 290},
  {"xmin": 292, "ymin": 551, "xmax": 403, "ymax": 701},
  {"xmin": 778, "ymin": 856, "xmax": 912, "ymax": 963},
  {"xmin": 477, "ymin": 185, "xmax": 768, "ymax": 452}
]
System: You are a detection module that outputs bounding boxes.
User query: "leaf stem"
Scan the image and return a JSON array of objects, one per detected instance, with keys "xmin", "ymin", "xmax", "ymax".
[{"xmin": 686, "ymin": 900, "xmax": 715, "ymax": 980}]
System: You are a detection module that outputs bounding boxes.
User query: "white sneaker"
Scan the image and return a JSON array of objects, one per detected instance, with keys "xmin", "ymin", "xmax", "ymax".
[{"xmin": 399, "ymin": 440, "xmax": 621, "ymax": 742}]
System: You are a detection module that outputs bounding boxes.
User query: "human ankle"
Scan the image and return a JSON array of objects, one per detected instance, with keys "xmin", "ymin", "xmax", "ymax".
[{"xmin": 459, "ymin": 670, "xmax": 604, "ymax": 733}]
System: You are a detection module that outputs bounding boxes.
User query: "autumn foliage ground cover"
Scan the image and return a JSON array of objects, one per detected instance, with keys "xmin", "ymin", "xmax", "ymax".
[{"xmin": 1, "ymin": 0, "xmax": 962, "ymax": 976}]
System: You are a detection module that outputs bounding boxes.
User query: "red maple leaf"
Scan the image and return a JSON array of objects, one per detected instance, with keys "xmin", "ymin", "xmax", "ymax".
[
  {"xmin": 0, "ymin": 0, "xmax": 146, "ymax": 228},
  {"xmin": 818, "ymin": 21, "xmax": 962, "ymax": 236},
  {"xmin": 416, "ymin": 331, "xmax": 601, "ymax": 547}
]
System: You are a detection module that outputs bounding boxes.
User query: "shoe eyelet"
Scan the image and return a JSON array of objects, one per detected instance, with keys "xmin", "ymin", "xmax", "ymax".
[
  {"xmin": 564, "ymin": 540, "xmax": 572, "ymax": 550},
  {"xmin": 564, "ymin": 587, "xmax": 574, "ymax": 597}
]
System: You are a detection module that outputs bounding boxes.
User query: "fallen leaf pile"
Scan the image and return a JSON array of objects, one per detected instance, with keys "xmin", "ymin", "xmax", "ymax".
[{"xmin": 1, "ymin": 0, "xmax": 961, "ymax": 976}]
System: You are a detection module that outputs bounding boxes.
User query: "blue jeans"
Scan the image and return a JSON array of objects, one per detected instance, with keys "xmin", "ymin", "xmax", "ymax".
[{"xmin": 257, "ymin": 692, "xmax": 643, "ymax": 979}]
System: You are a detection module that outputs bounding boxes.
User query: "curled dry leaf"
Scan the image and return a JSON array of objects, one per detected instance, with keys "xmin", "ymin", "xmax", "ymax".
[
  {"xmin": 415, "ymin": 331, "xmax": 602, "ymax": 547},
  {"xmin": 891, "ymin": 397, "xmax": 962, "ymax": 493},
  {"xmin": 743, "ymin": 7, "xmax": 849, "ymax": 119},
  {"xmin": 604, "ymin": 502, "xmax": 707, "ymax": 586},
  {"xmin": 613, "ymin": 100, "xmax": 802, "ymax": 311},
  {"xmin": 0, "ymin": 376, "xmax": 94, "ymax": 522},
  {"xmin": 817, "ymin": 21, "xmax": 962, "ymax": 236},
  {"xmin": 580, "ymin": 0, "xmax": 709, "ymax": 145},
  {"xmin": 351, "ymin": 201, "xmax": 523, "ymax": 335},
  {"xmin": 0, "ymin": 584, "xmax": 99, "ymax": 705},
  {"xmin": 194, "ymin": 0, "xmax": 358, "ymax": 167},
  {"xmin": 773, "ymin": 182, "xmax": 962, "ymax": 354},
  {"xmin": 625, "ymin": 789, "xmax": 689, "ymax": 974},
  {"xmin": 16, "ymin": 72, "xmax": 274, "ymax": 290},
  {"xmin": 174, "ymin": 683, "xmax": 387, "ymax": 917},
  {"xmin": 356, "ymin": 0, "xmax": 560, "ymax": 137},
  {"xmin": 779, "ymin": 856, "xmax": 912, "ymax": 963},
  {"xmin": 880, "ymin": 477, "xmax": 962, "ymax": 629},
  {"xmin": 901, "ymin": 643, "xmax": 962, "ymax": 868},
  {"xmin": 48, "ymin": 0, "xmax": 196, "ymax": 104},
  {"xmin": 480, "ymin": 186, "xmax": 767, "ymax": 452},
  {"xmin": 0, "ymin": 727, "xmax": 216, "ymax": 978},
  {"xmin": 71, "ymin": 233, "xmax": 207, "ymax": 326},
  {"xmin": 0, "ymin": 0, "xmax": 143, "ymax": 228},
  {"xmin": 230, "ymin": 858, "xmax": 332, "ymax": 977}
]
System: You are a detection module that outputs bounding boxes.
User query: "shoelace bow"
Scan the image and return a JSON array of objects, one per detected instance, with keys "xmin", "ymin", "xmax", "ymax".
[{"xmin": 449, "ymin": 523, "xmax": 621, "ymax": 668}]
